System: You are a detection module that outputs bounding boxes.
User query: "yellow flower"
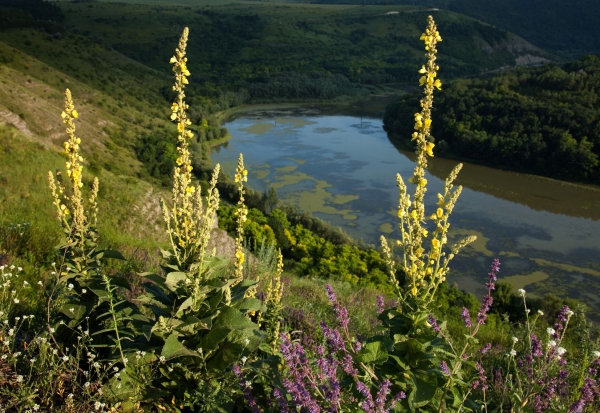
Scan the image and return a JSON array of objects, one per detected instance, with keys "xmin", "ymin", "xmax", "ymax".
[
  {"xmin": 434, "ymin": 79, "xmax": 442, "ymax": 90},
  {"xmin": 397, "ymin": 209, "xmax": 404, "ymax": 218},
  {"xmin": 436, "ymin": 208, "xmax": 443, "ymax": 218},
  {"xmin": 177, "ymin": 122, "xmax": 185, "ymax": 133},
  {"xmin": 186, "ymin": 186, "xmax": 195, "ymax": 195},
  {"xmin": 170, "ymin": 113, "xmax": 177, "ymax": 121},
  {"xmin": 170, "ymin": 56, "xmax": 177, "ymax": 64},
  {"xmin": 235, "ymin": 250, "xmax": 245, "ymax": 262},
  {"xmin": 71, "ymin": 110, "xmax": 78, "ymax": 118},
  {"xmin": 426, "ymin": 142, "xmax": 435, "ymax": 157},
  {"xmin": 186, "ymin": 130, "xmax": 194, "ymax": 139},
  {"xmin": 410, "ymin": 209, "xmax": 418, "ymax": 219},
  {"xmin": 171, "ymin": 103, "xmax": 179, "ymax": 112},
  {"xmin": 411, "ymin": 286, "xmax": 418, "ymax": 296},
  {"xmin": 432, "ymin": 238, "xmax": 440, "ymax": 249},
  {"xmin": 419, "ymin": 178, "xmax": 428, "ymax": 187},
  {"xmin": 418, "ymin": 65, "xmax": 427, "ymax": 74},
  {"xmin": 180, "ymin": 62, "xmax": 190, "ymax": 76}
]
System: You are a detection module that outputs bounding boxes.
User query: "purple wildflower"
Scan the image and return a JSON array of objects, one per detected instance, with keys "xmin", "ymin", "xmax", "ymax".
[
  {"xmin": 320, "ymin": 321, "xmax": 344, "ymax": 352},
  {"xmin": 374, "ymin": 380, "xmax": 391, "ymax": 411},
  {"xmin": 570, "ymin": 378, "xmax": 596, "ymax": 413},
  {"xmin": 341, "ymin": 353, "xmax": 358, "ymax": 376},
  {"xmin": 440, "ymin": 361, "xmax": 451, "ymax": 376},
  {"xmin": 461, "ymin": 307, "xmax": 473, "ymax": 328},
  {"xmin": 325, "ymin": 284, "xmax": 337, "ymax": 303},
  {"xmin": 479, "ymin": 343, "xmax": 492, "ymax": 354},
  {"xmin": 232, "ymin": 364, "xmax": 261, "ymax": 413},
  {"xmin": 486, "ymin": 258, "xmax": 500, "ymax": 290},
  {"xmin": 376, "ymin": 295, "xmax": 385, "ymax": 314},
  {"xmin": 428, "ymin": 314, "xmax": 441, "ymax": 333},
  {"xmin": 356, "ymin": 379, "xmax": 375, "ymax": 411},
  {"xmin": 472, "ymin": 362, "xmax": 488, "ymax": 391},
  {"xmin": 531, "ymin": 333, "xmax": 543, "ymax": 358},
  {"xmin": 324, "ymin": 285, "xmax": 350, "ymax": 329},
  {"xmin": 477, "ymin": 294, "xmax": 493, "ymax": 325},
  {"xmin": 273, "ymin": 388, "xmax": 291, "ymax": 413}
]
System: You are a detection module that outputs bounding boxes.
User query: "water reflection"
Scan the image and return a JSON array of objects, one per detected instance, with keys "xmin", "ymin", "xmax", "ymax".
[{"xmin": 214, "ymin": 107, "xmax": 600, "ymax": 321}]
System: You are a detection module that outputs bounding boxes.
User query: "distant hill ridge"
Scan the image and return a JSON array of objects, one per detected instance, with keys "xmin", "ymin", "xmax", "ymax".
[{"xmin": 296, "ymin": 0, "xmax": 600, "ymax": 58}]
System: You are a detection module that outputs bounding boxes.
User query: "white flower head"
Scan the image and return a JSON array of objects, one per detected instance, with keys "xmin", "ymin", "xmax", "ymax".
[
  {"xmin": 512, "ymin": 337, "xmax": 519, "ymax": 343},
  {"xmin": 547, "ymin": 328, "xmax": 555, "ymax": 335},
  {"xmin": 593, "ymin": 351, "xmax": 600, "ymax": 359},
  {"xmin": 567, "ymin": 310, "xmax": 574, "ymax": 318},
  {"xmin": 537, "ymin": 310, "xmax": 544, "ymax": 316},
  {"xmin": 557, "ymin": 347, "xmax": 567, "ymax": 356},
  {"xmin": 547, "ymin": 340, "xmax": 557, "ymax": 348},
  {"xmin": 508, "ymin": 349, "xmax": 517, "ymax": 357},
  {"xmin": 517, "ymin": 289, "xmax": 526, "ymax": 297},
  {"xmin": 68, "ymin": 283, "xmax": 74, "ymax": 290}
]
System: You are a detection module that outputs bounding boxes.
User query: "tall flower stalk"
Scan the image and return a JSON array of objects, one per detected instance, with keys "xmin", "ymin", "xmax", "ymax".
[
  {"xmin": 381, "ymin": 16, "xmax": 475, "ymax": 307},
  {"xmin": 48, "ymin": 89, "xmax": 99, "ymax": 264},
  {"xmin": 162, "ymin": 27, "xmax": 221, "ymax": 300}
]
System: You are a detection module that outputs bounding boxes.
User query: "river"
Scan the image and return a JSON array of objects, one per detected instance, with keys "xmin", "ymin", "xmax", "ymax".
[{"xmin": 211, "ymin": 105, "xmax": 600, "ymax": 321}]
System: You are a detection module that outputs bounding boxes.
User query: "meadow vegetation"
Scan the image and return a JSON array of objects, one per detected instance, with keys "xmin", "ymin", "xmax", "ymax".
[{"xmin": 0, "ymin": 14, "xmax": 599, "ymax": 413}]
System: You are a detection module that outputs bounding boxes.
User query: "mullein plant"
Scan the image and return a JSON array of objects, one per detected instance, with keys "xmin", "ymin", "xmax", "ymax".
[
  {"xmin": 370, "ymin": 16, "xmax": 483, "ymax": 411},
  {"xmin": 47, "ymin": 90, "xmax": 149, "ymax": 368},
  {"xmin": 135, "ymin": 27, "xmax": 266, "ymax": 411}
]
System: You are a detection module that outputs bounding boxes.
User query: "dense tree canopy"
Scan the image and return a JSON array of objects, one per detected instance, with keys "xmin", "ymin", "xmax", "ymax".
[{"xmin": 384, "ymin": 55, "xmax": 600, "ymax": 183}]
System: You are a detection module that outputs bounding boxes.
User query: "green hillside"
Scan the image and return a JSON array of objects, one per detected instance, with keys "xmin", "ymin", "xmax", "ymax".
[
  {"xmin": 383, "ymin": 55, "xmax": 600, "ymax": 183},
  {"xmin": 292, "ymin": 0, "xmax": 600, "ymax": 58},
  {"xmin": 50, "ymin": 0, "xmax": 550, "ymax": 102}
]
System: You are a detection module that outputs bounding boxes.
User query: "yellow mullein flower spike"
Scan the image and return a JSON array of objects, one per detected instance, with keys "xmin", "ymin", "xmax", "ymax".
[{"xmin": 380, "ymin": 16, "xmax": 475, "ymax": 305}]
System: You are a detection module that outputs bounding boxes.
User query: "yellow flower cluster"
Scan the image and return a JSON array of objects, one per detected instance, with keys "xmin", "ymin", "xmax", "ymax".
[
  {"xmin": 162, "ymin": 28, "xmax": 222, "ymax": 282},
  {"xmin": 380, "ymin": 17, "xmax": 475, "ymax": 305},
  {"xmin": 233, "ymin": 154, "xmax": 248, "ymax": 283},
  {"xmin": 48, "ymin": 89, "xmax": 99, "ymax": 251}
]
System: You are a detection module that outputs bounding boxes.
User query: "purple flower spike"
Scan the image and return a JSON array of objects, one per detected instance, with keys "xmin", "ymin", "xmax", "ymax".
[
  {"xmin": 479, "ymin": 343, "xmax": 492, "ymax": 354},
  {"xmin": 376, "ymin": 295, "xmax": 385, "ymax": 314},
  {"xmin": 440, "ymin": 361, "xmax": 451, "ymax": 376},
  {"xmin": 486, "ymin": 259, "xmax": 500, "ymax": 290},
  {"xmin": 461, "ymin": 307, "xmax": 473, "ymax": 328},
  {"xmin": 428, "ymin": 314, "xmax": 441, "ymax": 333},
  {"xmin": 325, "ymin": 284, "xmax": 337, "ymax": 303}
]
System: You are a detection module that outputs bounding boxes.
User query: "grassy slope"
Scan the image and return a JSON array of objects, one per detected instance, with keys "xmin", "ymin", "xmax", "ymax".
[
  {"xmin": 54, "ymin": 0, "xmax": 550, "ymax": 91},
  {"xmin": 0, "ymin": 30, "xmax": 172, "ymax": 249}
]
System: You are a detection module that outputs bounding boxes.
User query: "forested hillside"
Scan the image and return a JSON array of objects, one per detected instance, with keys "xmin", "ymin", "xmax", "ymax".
[
  {"xmin": 304, "ymin": 0, "xmax": 600, "ymax": 58},
  {"xmin": 384, "ymin": 55, "xmax": 600, "ymax": 183},
  {"xmin": 51, "ymin": 1, "xmax": 547, "ymax": 103}
]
